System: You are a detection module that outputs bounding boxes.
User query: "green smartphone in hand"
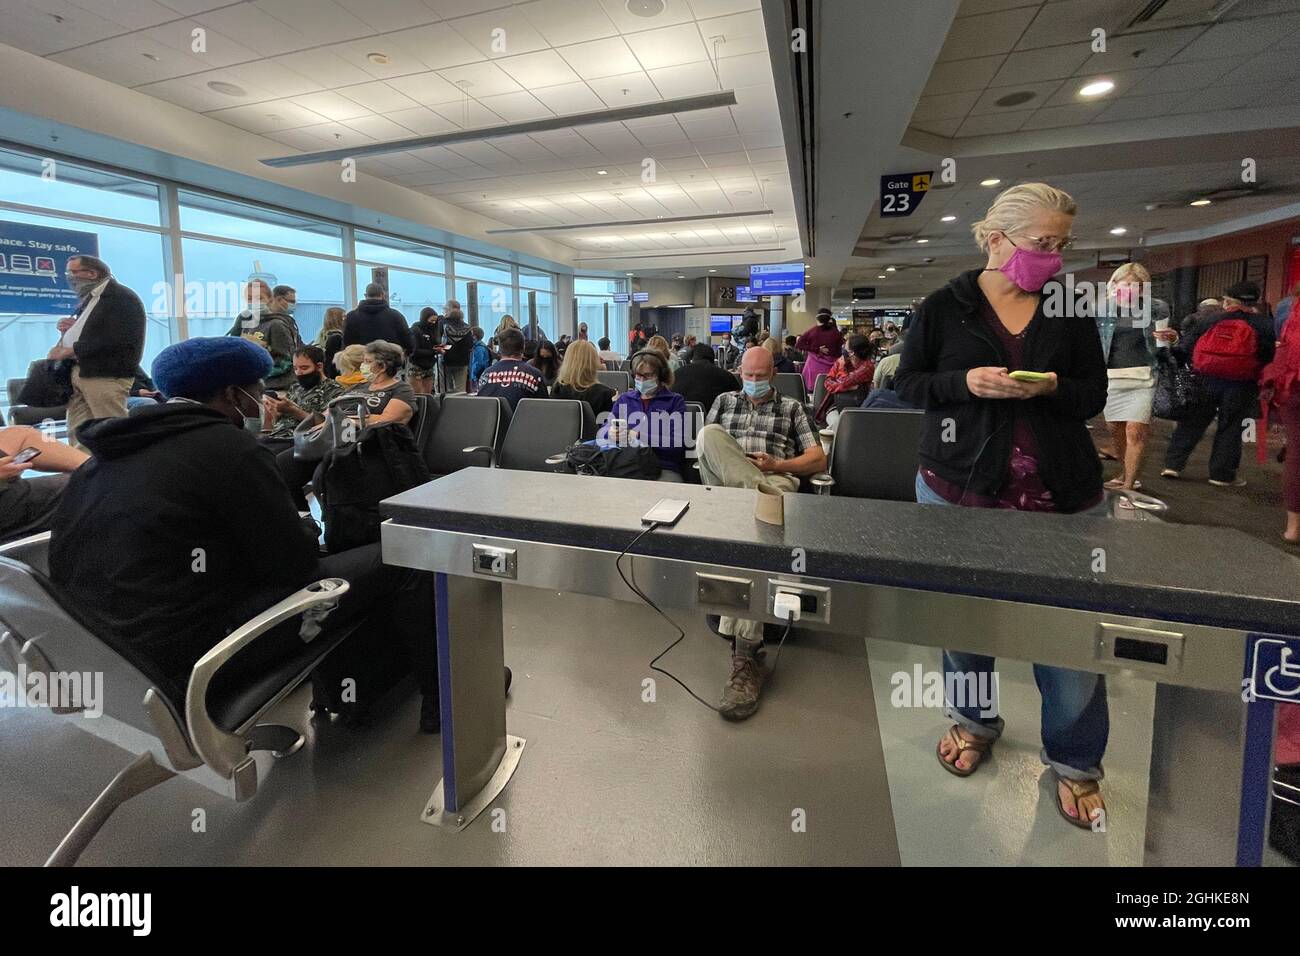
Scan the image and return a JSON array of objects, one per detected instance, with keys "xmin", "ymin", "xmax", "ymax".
[{"xmin": 1008, "ymin": 370, "xmax": 1051, "ymax": 383}]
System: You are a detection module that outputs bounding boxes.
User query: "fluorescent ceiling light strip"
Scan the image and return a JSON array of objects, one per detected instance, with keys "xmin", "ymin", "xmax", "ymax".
[
  {"xmin": 259, "ymin": 91, "xmax": 740, "ymax": 168},
  {"xmin": 486, "ymin": 209, "xmax": 775, "ymax": 234},
  {"xmin": 572, "ymin": 247, "xmax": 788, "ymax": 261}
]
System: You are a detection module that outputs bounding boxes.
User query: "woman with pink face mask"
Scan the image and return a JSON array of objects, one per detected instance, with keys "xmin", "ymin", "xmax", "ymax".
[{"xmin": 895, "ymin": 182, "xmax": 1113, "ymax": 831}]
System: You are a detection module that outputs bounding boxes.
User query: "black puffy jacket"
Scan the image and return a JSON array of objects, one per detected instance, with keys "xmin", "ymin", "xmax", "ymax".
[{"xmin": 895, "ymin": 269, "xmax": 1107, "ymax": 513}]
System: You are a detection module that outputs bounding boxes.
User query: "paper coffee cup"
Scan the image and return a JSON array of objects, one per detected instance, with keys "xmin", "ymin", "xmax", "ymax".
[
  {"xmin": 819, "ymin": 427, "xmax": 834, "ymax": 455},
  {"xmin": 754, "ymin": 480, "xmax": 785, "ymax": 526},
  {"xmin": 1155, "ymin": 318, "xmax": 1170, "ymax": 347}
]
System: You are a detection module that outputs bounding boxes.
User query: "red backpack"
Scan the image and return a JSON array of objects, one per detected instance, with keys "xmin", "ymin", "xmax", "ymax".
[
  {"xmin": 1192, "ymin": 310, "xmax": 1261, "ymax": 380},
  {"xmin": 1257, "ymin": 314, "xmax": 1300, "ymax": 463}
]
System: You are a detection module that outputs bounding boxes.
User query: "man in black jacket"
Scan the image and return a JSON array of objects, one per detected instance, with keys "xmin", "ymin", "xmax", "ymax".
[
  {"xmin": 437, "ymin": 300, "xmax": 474, "ymax": 394},
  {"xmin": 47, "ymin": 255, "xmax": 145, "ymax": 450},
  {"xmin": 672, "ymin": 343, "xmax": 742, "ymax": 416},
  {"xmin": 344, "ymin": 283, "xmax": 414, "ymax": 354},
  {"xmin": 47, "ymin": 336, "xmax": 442, "ymax": 731}
]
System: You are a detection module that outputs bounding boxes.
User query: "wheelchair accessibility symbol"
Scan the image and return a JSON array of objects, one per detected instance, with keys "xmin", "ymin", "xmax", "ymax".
[{"xmin": 1245, "ymin": 637, "xmax": 1300, "ymax": 704}]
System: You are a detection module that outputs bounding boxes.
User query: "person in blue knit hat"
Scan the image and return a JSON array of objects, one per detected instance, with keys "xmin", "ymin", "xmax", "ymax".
[{"xmin": 46, "ymin": 337, "xmax": 444, "ymax": 732}]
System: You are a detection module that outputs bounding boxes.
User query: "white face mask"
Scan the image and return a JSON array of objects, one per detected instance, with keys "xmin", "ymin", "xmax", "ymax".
[
  {"xmin": 359, "ymin": 362, "xmax": 375, "ymax": 380},
  {"xmin": 237, "ymin": 388, "xmax": 262, "ymax": 434}
]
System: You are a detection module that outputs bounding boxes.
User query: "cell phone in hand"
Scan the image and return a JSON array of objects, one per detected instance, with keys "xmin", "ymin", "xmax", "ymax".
[
  {"xmin": 1007, "ymin": 370, "xmax": 1051, "ymax": 383},
  {"xmin": 10, "ymin": 446, "xmax": 41, "ymax": 465}
]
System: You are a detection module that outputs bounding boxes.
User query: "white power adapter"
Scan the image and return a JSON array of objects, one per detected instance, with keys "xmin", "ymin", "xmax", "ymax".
[{"xmin": 773, "ymin": 590, "xmax": 802, "ymax": 622}]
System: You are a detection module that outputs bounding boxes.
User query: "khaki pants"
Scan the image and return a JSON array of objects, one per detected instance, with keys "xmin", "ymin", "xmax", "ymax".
[
  {"xmin": 67, "ymin": 367, "xmax": 131, "ymax": 450},
  {"xmin": 444, "ymin": 366, "xmax": 468, "ymax": 394},
  {"xmin": 696, "ymin": 423, "xmax": 797, "ymax": 645}
]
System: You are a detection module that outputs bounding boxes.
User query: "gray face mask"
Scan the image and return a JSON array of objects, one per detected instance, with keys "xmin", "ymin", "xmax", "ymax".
[
  {"xmin": 67, "ymin": 275, "xmax": 98, "ymax": 296},
  {"xmin": 237, "ymin": 388, "xmax": 262, "ymax": 435}
]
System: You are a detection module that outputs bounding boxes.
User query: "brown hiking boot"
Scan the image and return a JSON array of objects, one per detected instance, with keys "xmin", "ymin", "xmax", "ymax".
[{"xmin": 719, "ymin": 649, "xmax": 767, "ymax": 721}]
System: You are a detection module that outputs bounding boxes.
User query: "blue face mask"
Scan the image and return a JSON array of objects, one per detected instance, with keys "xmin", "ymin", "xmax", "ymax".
[
  {"xmin": 743, "ymin": 379, "xmax": 771, "ymax": 400},
  {"xmin": 635, "ymin": 377, "xmax": 658, "ymax": 396}
]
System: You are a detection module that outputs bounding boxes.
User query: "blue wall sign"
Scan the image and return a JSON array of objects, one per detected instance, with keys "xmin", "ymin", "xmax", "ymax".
[
  {"xmin": 0, "ymin": 220, "xmax": 99, "ymax": 316},
  {"xmin": 749, "ymin": 263, "xmax": 804, "ymax": 294}
]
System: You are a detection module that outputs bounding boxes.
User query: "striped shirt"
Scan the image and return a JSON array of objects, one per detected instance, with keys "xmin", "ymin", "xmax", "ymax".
[{"xmin": 706, "ymin": 390, "xmax": 817, "ymax": 460}]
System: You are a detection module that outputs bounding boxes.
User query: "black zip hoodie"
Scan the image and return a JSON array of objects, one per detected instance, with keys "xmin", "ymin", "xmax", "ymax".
[
  {"xmin": 47, "ymin": 403, "xmax": 320, "ymax": 702},
  {"xmin": 895, "ymin": 269, "xmax": 1107, "ymax": 513}
]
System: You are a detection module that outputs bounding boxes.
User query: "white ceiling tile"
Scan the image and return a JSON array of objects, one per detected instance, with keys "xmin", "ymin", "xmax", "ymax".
[
  {"xmin": 956, "ymin": 110, "xmax": 1024, "ymax": 137},
  {"xmin": 424, "ymin": 0, "xmax": 512, "ymax": 20},
  {"xmin": 1170, "ymin": 84, "xmax": 1281, "ymax": 113},
  {"xmin": 1017, "ymin": 103, "xmax": 1106, "ymax": 129},
  {"xmin": 558, "ymin": 36, "xmax": 642, "ymax": 79},
  {"xmin": 386, "ymin": 23, "xmax": 485, "ymax": 70},
  {"xmin": 437, "ymin": 60, "xmax": 522, "ymax": 97},
  {"xmin": 686, "ymin": 0, "xmax": 760, "ymax": 18},
  {"xmin": 477, "ymin": 91, "xmax": 554, "ymax": 121},
  {"xmin": 194, "ymin": 4, "xmax": 314, "ymax": 57},
  {"xmin": 262, "ymin": 127, "xmax": 331, "ymax": 150},
  {"xmin": 384, "ymin": 71, "xmax": 468, "ymax": 105},
  {"xmin": 531, "ymin": 81, "xmax": 606, "ymax": 113},
  {"xmin": 740, "ymin": 129, "xmax": 784, "ymax": 148},
  {"xmin": 597, "ymin": 0, "xmax": 694, "ymax": 33},
  {"xmin": 716, "ymin": 50, "xmax": 770, "ymax": 89},
  {"xmin": 1173, "ymin": 13, "xmax": 1300, "ymax": 61},
  {"xmin": 0, "ymin": 0, "xmax": 128, "ymax": 55},
  {"xmin": 938, "ymin": 6, "xmax": 1040, "ymax": 61},
  {"xmin": 137, "ymin": 76, "xmax": 237, "ymax": 112},
  {"xmin": 1094, "ymin": 91, "xmax": 1191, "ymax": 123},
  {"xmin": 221, "ymin": 59, "xmax": 324, "ymax": 97},
  {"xmin": 517, "ymin": 0, "xmax": 619, "ymax": 45},
  {"xmin": 491, "ymin": 134, "xmax": 556, "ymax": 160},
  {"xmin": 331, "ymin": 0, "xmax": 443, "ymax": 32},
  {"xmin": 448, "ymin": 7, "xmax": 551, "ymax": 59},
  {"xmin": 957, "ymin": 0, "xmax": 1041, "ymax": 14},
  {"xmin": 697, "ymin": 9, "xmax": 766, "ymax": 59},
  {"xmin": 49, "ymin": 34, "xmax": 205, "ymax": 87},
  {"xmin": 495, "ymin": 49, "xmax": 581, "ymax": 87},
  {"xmin": 1015, "ymin": 0, "xmax": 1134, "ymax": 52},
  {"xmin": 625, "ymin": 22, "xmax": 710, "ymax": 69},
  {"xmin": 328, "ymin": 37, "xmax": 436, "ymax": 79},
  {"xmin": 66, "ymin": 0, "xmax": 179, "ymax": 29},
  {"xmin": 530, "ymin": 128, "xmax": 600, "ymax": 157},
  {"xmin": 1217, "ymin": 47, "xmax": 1300, "ymax": 87},
  {"xmin": 292, "ymin": 91, "xmax": 374, "ymax": 121},
  {"xmin": 649, "ymin": 60, "xmax": 723, "ymax": 98},
  {"xmin": 143, "ymin": 18, "xmax": 260, "ymax": 68},
  {"xmin": 273, "ymin": 50, "xmax": 377, "ymax": 88},
  {"xmin": 1123, "ymin": 60, "xmax": 1231, "ymax": 96},
  {"xmin": 207, "ymin": 99, "xmax": 330, "ymax": 134},
  {"xmin": 1076, "ymin": 25, "xmax": 1205, "ymax": 74},
  {"xmin": 924, "ymin": 55, "xmax": 1006, "ymax": 95},
  {"xmin": 252, "ymin": 0, "xmax": 374, "ymax": 44},
  {"xmin": 345, "ymin": 114, "xmax": 418, "ymax": 139},
  {"xmin": 155, "ymin": 0, "xmax": 234, "ymax": 12},
  {"xmin": 910, "ymin": 116, "xmax": 964, "ymax": 137},
  {"xmin": 385, "ymin": 106, "xmax": 461, "ymax": 134},
  {"xmin": 629, "ymin": 120, "xmax": 688, "ymax": 146},
  {"xmin": 990, "ymin": 44, "xmax": 1092, "ymax": 86},
  {"xmin": 587, "ymin": 71, "xmax": 661, "ymax": 107},
  {"xmin": 428, "ymin": 99, "xmax": 505, "ymax": 127},
  {"xmin": 913, "ymin": 90, "xmax": 982, "ymax": 122},
  {"xmin": 695, "ymin": 135, "xmax": 743, "ymax": 154},
  {"xmin": 288, "ymin": 121, "xmax": 377, "ymax": 147},
  {"xmin": 340, "ymin": 80, "xmax": 422, "ymax": 113}
]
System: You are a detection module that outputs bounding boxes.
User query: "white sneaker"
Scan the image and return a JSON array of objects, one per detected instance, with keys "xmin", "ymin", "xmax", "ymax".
[
  {"xmin": 1159, "ymin": 468, "xmax": 1180, "ymax": 479},
  {"xmin": 1208, "ymin": 477, "xmax": 1246, "ymax": 487}
]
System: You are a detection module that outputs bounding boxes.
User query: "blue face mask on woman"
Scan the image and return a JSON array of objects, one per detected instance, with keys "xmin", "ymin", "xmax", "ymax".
[
  {"xmin": 635, "ymin": 377, "xmax": 659, "ymax": 396},
  {"xmin": 743, "ymin": 379, "xmax": 771, "ymax": 400}
]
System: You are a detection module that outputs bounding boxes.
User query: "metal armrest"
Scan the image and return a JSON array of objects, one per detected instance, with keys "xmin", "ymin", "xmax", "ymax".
[
  {"xmin": 809, "ymin": 472, "xmax": 835, "ymax": 495},
  {"xmin": 0, "ymin": 529, "xmax": 52, "ymax": 567},
  {"xmin": 544, "ymin": 453, "xmax": 568, "ymax": 467},
  {"xmin": 463, "ymin": 444, "xmax": 498, "ymax": 468},
  {"xmin": 184, "ymin": 578, "xmax": 350, "ymax": 800}
]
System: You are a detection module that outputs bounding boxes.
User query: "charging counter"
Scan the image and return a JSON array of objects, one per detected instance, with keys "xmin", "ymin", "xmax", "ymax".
[{"xmin": 381, "ymin": 468, "xmax": 1300, "ymax": 865}]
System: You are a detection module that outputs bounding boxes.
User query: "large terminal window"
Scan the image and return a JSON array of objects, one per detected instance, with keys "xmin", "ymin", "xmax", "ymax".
[{"xmin": 575, "ymin": 277, "xmax": 627, "ymax": 348}]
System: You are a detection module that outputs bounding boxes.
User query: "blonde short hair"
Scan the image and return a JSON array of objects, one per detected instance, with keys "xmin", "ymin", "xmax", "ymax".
[
  {"xmin": 1108, "ymin": 262, "xmax": 1150, "ymax": 294},
  {"xmin": 334, "ymin": 344, "xmax": 367, "ymax": 375},
  {"xmin": 971, "ymin": 182, "xmax": 1078, "ymax": 252},
  {"xmin": 557, "ymin": 339, "xmax": 601, "ymax": 391}
]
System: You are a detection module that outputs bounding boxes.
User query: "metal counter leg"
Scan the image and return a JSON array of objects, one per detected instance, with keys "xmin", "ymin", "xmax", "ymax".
[{"xmin": 421, "ymin": 572, "xmax": 524, "ymax": 830}]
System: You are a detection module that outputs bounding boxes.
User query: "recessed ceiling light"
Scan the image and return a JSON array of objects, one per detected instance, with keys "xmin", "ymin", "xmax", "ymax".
[
  {"xmin": 1110, "ymin": 226, "xmax": 1128, "ymax": 235},
  {"xmin": 627, "ymin": 0, "xmax": 666, "ymax": 17},
  {"xmin": 709, "ymin": 269, "xmax": 716, "ymax": 272},
  {"xmin": 941, "ymin": 215, "xmax": 957, "ymax": 222},
  {"xmin": 626, "ymin": 272, "xmax": 634, "ymax": 276},
  {"xmin": 367, "ymin": 52, "xmax": 390, "ymax": 65},
  {"xmin": 886, "ymin": 266, "xmax": 896, "ymax": 272},
  {"xmin": 877, "ymin": 275, "xmax": 887, "ymax": 279},
  {"xmin": 142, "ymin": 53, "xmax": 160, "ymax": 62},
  {"xmin": 206, "ymin": 81, "xmax": 247, "ymax": 97},
  {"xmin": 597, "ymin": 169, "xmax": 608, "ymax": 175},
  {"xmin": 1190, "ymin": 198, "xmax": 1212, "ymax": 206},
  {"xmin": 1079, "ymin": 79, "xmax": 1115, "ymax": 98},
  {"xmin": 995, "ymin": 91, "xmax": 1037, "ymax": 108},
  {"xmin": 980, "ymin": 178, "xmax": 1001, "ymax": 187},
  {"xmin": 916, "ymin": 238, "xmax": 929, "ymax": 244}
]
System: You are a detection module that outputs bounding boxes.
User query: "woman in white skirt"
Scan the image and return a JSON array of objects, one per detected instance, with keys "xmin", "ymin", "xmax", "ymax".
[{"xmin": 1096, "ymin": 263, "xmax": 1178, "ymax": 495}]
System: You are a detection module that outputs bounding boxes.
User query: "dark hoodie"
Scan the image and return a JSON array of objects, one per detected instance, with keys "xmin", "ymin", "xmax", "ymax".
[
  {"xmin": 48, "ymin": 403, "xmax": 320, "ymax": 702},
  {"xmin": 895, "ymin": 268, "xmax": 1107, "ymax": 513},
  {"xmin": 227, "ymin": 310, "xmax": 297, "ymax": 389},
  {"xmin": 344, "ymin": 299, "xmax": 414, "ymax": 354}
]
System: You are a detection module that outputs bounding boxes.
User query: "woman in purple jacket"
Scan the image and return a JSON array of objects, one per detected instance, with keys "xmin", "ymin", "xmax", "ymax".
[{"xmin": 608, "ymin": 349, "xmax": 688, "ymax": 480}]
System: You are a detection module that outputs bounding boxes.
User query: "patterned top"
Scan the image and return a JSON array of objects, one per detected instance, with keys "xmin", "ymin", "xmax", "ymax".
[
  {"xmin": 267, "ymin": 376, "xmax": 343, "ymax": 438},
  {"xmin": 706, "ymin": 390, "xmax": 818, "ymax": 460}
]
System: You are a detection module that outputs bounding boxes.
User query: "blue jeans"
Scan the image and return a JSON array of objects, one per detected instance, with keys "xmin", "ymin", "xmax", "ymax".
[{"xmin": 914, "ymin": 471, "xmax": 1109, "ymax": 781}]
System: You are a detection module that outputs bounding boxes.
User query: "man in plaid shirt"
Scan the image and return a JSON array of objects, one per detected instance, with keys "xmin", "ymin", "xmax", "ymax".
[{"xmin": 697, "ymin": 347, "xmax": 826, "ymax": 721}]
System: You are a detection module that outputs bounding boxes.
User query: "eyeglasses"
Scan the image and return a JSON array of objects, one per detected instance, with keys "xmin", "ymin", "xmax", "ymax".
[{"xmin": 1009, "ymin": 233, "xmax": 1075, "ymax": 253}]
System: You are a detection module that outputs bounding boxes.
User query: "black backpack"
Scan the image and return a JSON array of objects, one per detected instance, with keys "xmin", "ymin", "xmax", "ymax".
[
  {"xmin": 563, "ymin": 441, "xmax": 662, "ymax": 480},
  {"xmin": 314, "ymin": 422, "xmax": 431, "ymax": 553}
]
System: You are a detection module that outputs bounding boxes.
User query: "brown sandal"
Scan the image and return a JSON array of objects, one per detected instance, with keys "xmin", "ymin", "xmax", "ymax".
[
  {"xmin": 1054, "ymin": 772, "xmax": 1105, "ymax": 830},
  {"xmin": 936, "ymin": 725, "xmax": 992, "ymax": 778}
]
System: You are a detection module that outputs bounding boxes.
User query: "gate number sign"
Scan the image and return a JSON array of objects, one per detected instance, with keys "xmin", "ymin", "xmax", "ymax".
[{"xmin": 880, "ymin": 172, "xmax": 933, "ymax": 218}]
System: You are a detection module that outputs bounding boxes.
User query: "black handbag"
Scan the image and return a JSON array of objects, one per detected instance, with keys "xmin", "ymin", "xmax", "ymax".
[
  {"xmin": 563, "ymin": 441, "xmax": 662, "ymax": 480},
  {"xmin": 17, "ymin": 359, "xmax": 73, "ymax": 407},
  {"xmin": 1152, "ymin": 352, "xmax": 1208, "ymax": 421},
  {"xmin": 292, "ymin": 394, "xmax": 368, "ymax": 462}
]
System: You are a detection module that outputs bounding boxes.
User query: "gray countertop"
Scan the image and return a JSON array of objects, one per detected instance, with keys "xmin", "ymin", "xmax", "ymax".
[{"xmin": 382, "ymin": 468, "xmax": 1300, "ymax": 635}]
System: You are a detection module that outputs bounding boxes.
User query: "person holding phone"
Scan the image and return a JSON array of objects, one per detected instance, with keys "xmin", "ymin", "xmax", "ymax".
[
  {"xmin": 895, "ymin": 182, "xmax": 1111, "ymax": 831},
  {"xmin": 0, "ymin": 424, "xmax": 89, "ymax": 544}
]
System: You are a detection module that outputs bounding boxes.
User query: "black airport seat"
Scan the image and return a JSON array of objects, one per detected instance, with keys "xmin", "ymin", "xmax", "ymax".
[
  {"xmin": 425, "ymin": 395, "xmax": 507, "ymax": 476},
  {"xmin": 811, "ymin": 408, "xmax": 925, "ymax": 501},
  {"xmin": 596, "ymin": 370, "xmax": 630, "ymax": 393},
  {"xmin": 0, "ymin": 532, "xmax": 357, "ymax": 866},
  {"xmin": 7, "ymin": 377, "xmax": 67, "ymax": 428},
  {"xmin": 809, "ymin": 373, "xmax": 828, "ymax": 416},
  {"xmin": 470, "ymin": 397, "xmax": 593, "ymax": 471},
  {"xmin": 774, "ymin": 372, "xmax": 806, "ymax": 403}
]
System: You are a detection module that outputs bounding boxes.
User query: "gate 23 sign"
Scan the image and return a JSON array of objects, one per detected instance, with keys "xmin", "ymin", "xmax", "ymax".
[{"xmin": 880, "ymin": 172, "xmax": 933, "ymax": 218}]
